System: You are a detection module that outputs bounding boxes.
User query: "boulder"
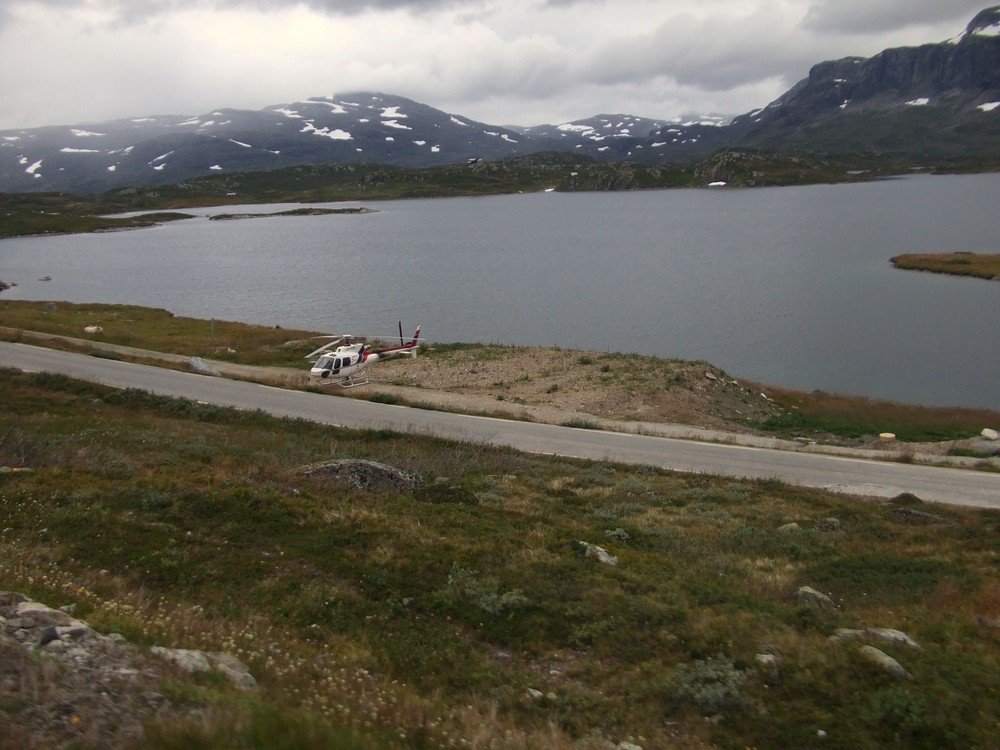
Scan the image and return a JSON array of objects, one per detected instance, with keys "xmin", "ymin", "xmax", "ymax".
[
  {"xmin": 867, "ymin": 627, "xmax": 920, "ymax": 649},
  {"xmin": 296, "ymin": 459, "xmax": 424, "ymax": 493},
  {"xmin": 815, "ymin": 517, "xmax": 842, "ymax": 533},
  {"xmin": 754, "ymin": 652, "xmax": 781, "ymax": 682},
  {"xmin": 889, "ymin": 507, "xmax": 949, "ymax": 524},
  {"xmin": 830, "ymin": 627, "xmax": 920, "ymax": 649},
  {"xmin": 151, "ymin": 646, "xmax": 257, "ymax": 691},
  {"xmin": 187, "ymin": 357, "xmax": 221, "ymax": 376},
  {"xmin": 981, "ymin": 428, "xmax": 999, "ymax": 441},
  {"xmin": 972, "ymin": 439, "xmax": 999, "ymax": 456},
  {"xmin": 578, "ymin": 542, "xmax": 618, "ymax": 566},
  {"xmin": 859, "ymin": 645, "xmax": 911, "ymax": 680},
  {"xmin": 796, "ymin": 585, "xmax": 839, "ymax": 611}
]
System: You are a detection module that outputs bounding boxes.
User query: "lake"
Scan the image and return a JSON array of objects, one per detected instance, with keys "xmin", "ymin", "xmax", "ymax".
[{"xmin": 1, "ymin": 173, "xmax": 999, "ymax": 410}]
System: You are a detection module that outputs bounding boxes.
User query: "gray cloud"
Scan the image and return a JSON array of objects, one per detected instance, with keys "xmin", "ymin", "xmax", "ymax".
[
  {"xmin": 1, "ymin": 0, "xmax": 992, "ymax": 131},
  {"xmin": 2, "ymin": 0, "xmax": 471, "ymax": 26},
  {"xmin": 580, "ymin": 10, "xmax": 812, "ymax": 94},
  {"xmin": 803, "ymin": 0, "xmax": 987, "ymax": 35}
]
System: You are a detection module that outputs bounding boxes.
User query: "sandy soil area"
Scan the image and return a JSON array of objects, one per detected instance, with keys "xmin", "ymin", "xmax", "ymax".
[{"xmin": 371, "ymin": 345, "xmax": 785, "ymax": 433}]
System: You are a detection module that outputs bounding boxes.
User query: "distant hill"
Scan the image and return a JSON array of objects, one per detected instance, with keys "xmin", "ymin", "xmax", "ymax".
[
  {"xmin": 1, "ymin": 7, "xmax": 998, "ymax": 194},
  {"xmin": 725, "ymin": 5, "xmax": 1000, "ymax": 159}
]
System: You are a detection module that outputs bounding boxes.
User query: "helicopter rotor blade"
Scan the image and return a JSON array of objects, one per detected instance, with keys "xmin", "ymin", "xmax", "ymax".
[{"xmin": 304, "ymin": 336, "xmax": 346, "ymax": 359}]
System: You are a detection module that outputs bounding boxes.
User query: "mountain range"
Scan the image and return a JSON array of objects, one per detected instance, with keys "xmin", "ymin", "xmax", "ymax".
[{"xmin": 2, "ymin": 6, "xmax": 999, "ymax": 195}]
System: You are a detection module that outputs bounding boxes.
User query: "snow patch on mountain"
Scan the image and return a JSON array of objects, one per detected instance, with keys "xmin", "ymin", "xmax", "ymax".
[{"xmin": 301, "ymin": 123, "xmax": 353, "ymax": 140}]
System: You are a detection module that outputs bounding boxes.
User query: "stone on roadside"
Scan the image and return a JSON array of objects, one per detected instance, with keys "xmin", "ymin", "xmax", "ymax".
[
  {"xmin": 973, "ymin": 439, "xmax": 999, "ymax": 456},
  {"xmin": 187, "ymin": 356, "xmax": 221, "ymax": 376}
]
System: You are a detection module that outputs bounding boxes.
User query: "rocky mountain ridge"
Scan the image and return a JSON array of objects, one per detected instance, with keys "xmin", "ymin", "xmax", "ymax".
[
  {"xmin": 1, "ymin": 7, "xmax": 998, "ymax": 194},
  {"xmin": 727, "ymin": 5, "xmax": 1000, "ymax": 155}
]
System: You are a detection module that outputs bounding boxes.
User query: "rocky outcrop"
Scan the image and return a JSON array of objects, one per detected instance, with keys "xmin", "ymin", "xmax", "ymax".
[
  {"xmin": 0, "ymin": 592, "xmax": 255, "ymax": 749},
  {"xmin": 858, "ymin": 645, "xmax": 912, "ymax": 680},
  {"xmin": 295, "ymin": 458, "xmax": 424, "ymax": 493},
  {"xmin": 731, "ymin": 6, "xmax": 1000, "ymax": 157},
  {"xmin": 150, "ymin": 646, "xmax": 257, "ymax": 691},
  {"xmin": 795, "ymin": 585, "xmax": 839, "ymax": 611},
  {"xmin": 577, "ymin": 541, "xmax": 619, "ymax": 566}
]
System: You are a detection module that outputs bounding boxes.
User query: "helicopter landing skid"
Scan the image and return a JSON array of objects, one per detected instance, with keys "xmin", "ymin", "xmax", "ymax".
[{"xmin": 336, "ymin": 372, "xmax": 371, "ymax": 388}]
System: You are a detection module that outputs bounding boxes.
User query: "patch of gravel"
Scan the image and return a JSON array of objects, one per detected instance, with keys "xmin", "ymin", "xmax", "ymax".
[{"xmin": 374, "ymin": 346, "xmax": 785, "ymax": 432}]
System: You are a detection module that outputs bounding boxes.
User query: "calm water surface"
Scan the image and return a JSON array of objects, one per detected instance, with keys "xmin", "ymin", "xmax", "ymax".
[{"xmin": 2, "ymin": 173, "xmax": 999, "ymax": 409}]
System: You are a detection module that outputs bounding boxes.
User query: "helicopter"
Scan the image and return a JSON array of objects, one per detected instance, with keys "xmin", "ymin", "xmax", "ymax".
[{"xmin": 305, "ymin": 322, "xmax": 422, "ymax": 387}]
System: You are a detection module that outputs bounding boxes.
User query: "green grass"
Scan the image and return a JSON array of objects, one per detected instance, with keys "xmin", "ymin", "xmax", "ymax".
[
  {"xmin": 891, "ymin": 252, "xmax": 1000, "ymax": 281},
  {"xmin": 753, "ymin": 387, "xmax": 1000, "ymax": 443},
  {"xmin": 0, "ymin": 300, "xmax": 320, "ymax": 367},
  {"xmin": 1, "ymin": 368, "xmax": 999, "ymax": 749},
  {"xmin": 0, "ymin": 192, "xmax": 195, "ymax": 238}
]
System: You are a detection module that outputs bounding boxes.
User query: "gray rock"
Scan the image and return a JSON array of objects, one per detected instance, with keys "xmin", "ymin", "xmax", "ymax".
[
  {"xmin": 777, "ymin": 522, "xmax": 801, "ymax": 534},
  {"xmin": 976, "ymin": 615, "xmax": 1000, "ymax": 630},
  {"xmin": 888, "ymin": 507, "xmax": 949, "ymax": 524},
  {"xmin": 579, "ymin": 542, "xmax": 618, "ymax": 566},
  {"xmin": 830, "ymin": 627, "xmax": 919, "ymax": 649},
  {"xmin": 815, "ymin": 517, "xmax": 842, "ymax": 533},
  {"xmin": 151, "ymin": 646, "xmax": 257, "ymax": 691},
  {"xmin": 151, "ymin": 646, "xmax": 212, "ymax": 673},
  {"xmin": 867, "ymin": 627, "xmax": 920, "ymax": 649},
  {"xmin": 796, "ymin": 585, "xmax": 839, "ymax": 611},
  {"xmin": 296, "ymin": 458, "xmax": 423, "ymax": 493},
  {"xmin": 187, "ymin": 356, "xmax": 221, "ymax": 376},
  {"xmin": 859, "ymin": 645, "xmax": 911, "ymax": 680},
  {"xmin": 830, "ymin": 628, "xmax": 866, "ymax": 642},
  {"xmin": 972, "ymin": 439, "xmax": 999, "ymax": 456},
  {"xmin": 754, "ymin": 653, "xmax": 781, "ymax": 682}
]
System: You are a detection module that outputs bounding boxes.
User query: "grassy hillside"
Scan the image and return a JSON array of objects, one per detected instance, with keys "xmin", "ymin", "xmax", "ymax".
[{"xmin": 1, "ymin": 363, "xmax": 999, "ymax": 747}]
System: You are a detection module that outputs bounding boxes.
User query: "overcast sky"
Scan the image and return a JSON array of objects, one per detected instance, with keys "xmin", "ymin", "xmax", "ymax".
[{"xmin": 0, "ymin": 0, "xmax": 990, "ymax": 130}]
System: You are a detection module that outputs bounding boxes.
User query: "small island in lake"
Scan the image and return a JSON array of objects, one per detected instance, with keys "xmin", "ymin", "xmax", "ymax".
[
  {"xmin": 890, "ymin": 252, "xmax": 1000, "ymax": 280},
  {"xmin": 209, "ymin": 206, "xmax": 376, "ymax": 221}
]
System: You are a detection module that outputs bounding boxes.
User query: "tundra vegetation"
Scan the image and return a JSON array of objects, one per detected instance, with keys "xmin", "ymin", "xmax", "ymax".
[{"xmin": 1, "ymin": 306, "xmax": 999, "ymax": 749}]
